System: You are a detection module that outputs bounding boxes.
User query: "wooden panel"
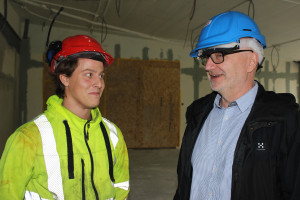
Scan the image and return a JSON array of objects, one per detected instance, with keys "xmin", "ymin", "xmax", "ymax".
[
  {"xmin": 100, "ymin": 58, "xmax": 180, "ymax": 148},
  {"xmin": 100, "ymin": 59, "xmax": 144, "ymax": 147}
]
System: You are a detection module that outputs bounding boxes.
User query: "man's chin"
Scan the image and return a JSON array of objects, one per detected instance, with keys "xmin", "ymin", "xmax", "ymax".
[{"xmin": 89, "ymin": 101, "xmax": 100, "ymax": 109}]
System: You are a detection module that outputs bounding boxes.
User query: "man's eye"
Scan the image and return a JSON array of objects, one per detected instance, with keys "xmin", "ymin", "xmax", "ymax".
[
  {"xmin": 99, "ymin": 73, "xmax": 105, "ymax": 79},
  {"xmin": 215, "ymin": 53, "xmax": 223, "ymax": 58},
  {"xmin": 86, "ymin": 73, "xmax": 92, "ymax": 77}
]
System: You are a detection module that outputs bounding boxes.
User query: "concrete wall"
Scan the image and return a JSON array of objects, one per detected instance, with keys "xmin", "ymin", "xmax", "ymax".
[
  {"xmin": 0, "ymin": 1, "xmax": 21, "ymax": 154},
  {"xmin": 0, "ymin": 33, "xmax": 19, "ymax": 154}
]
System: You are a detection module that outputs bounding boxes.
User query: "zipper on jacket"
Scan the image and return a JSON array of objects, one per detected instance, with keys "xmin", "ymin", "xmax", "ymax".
[
  {"xmin": 81, "ymin": 159, "xmax": 85, "ymax": 200},
  {"xmin": 84, "ymin": 120, "xmax": 99, "ymax": 200},
  {"xmin": 85, "ymin": 122, "xmax": 90, "ymax": 140}
]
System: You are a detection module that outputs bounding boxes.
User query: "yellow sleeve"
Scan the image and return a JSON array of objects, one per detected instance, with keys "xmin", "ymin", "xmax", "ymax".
[{"xmin": 0, "ymin": 122, "xmax": 39, "ymax": 199}]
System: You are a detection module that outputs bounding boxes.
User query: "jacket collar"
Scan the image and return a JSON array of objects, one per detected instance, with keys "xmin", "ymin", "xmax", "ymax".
[{"xmin": 45, "ymin": 95, "xmax": 102, "ymax": 129}]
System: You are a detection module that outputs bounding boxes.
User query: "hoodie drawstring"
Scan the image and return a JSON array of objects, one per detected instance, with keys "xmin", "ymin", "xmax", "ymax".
[
  {"xmin": 63, "ymin": 120, "xmax": 74, "ymax": 179},
  {"xmin": 100, "ymin": 121, "xmax": 115, "ymax": 183}
]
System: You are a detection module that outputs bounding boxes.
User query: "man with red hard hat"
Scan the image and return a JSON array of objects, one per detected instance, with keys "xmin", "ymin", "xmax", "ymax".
[
  {"xmin": 0, "ymin": 35, "xmax": 129, "ymax": 200},
  {"xmin": 174, "ymin": 11, "xmax": 300, "ymax": 200}
]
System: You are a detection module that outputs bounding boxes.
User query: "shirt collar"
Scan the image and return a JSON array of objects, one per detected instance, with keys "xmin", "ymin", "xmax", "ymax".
[{"xmin": 214, "ymin": 81, "xmax": 258, "ymax": 112}]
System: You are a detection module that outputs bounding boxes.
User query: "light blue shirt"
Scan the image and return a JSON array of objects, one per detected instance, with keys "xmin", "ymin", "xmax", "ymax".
[{"xmin": 190, "ymin": 82, "xmax": 258, "ymax": 200}]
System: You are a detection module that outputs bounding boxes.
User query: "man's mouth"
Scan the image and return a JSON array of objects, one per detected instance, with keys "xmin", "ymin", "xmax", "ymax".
[
  {"xmin": 209, "ymin": 73, "xmax": 222, "ymax": 78},
  {"xmin": 89, "ymin": 92, "xmax": 100, "ymax": 96}
]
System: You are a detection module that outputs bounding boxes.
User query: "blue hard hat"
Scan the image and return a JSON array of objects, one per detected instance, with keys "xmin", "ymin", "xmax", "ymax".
[{"xmin": 190, "ymin": 11, "xmax": 266, "ymax": 57}]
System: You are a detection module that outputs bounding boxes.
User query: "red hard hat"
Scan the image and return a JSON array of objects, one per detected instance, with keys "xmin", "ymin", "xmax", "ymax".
[{"xmin": 50, "ymin": 35, "xmax": 113, "ymax": 72}]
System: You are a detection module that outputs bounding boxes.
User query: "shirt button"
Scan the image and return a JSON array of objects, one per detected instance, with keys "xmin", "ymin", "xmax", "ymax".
[
  {"xmin": 209, "ymin": 193, "xmax": 212, "ymax": 197},
  {"xmin": 225, "ymin": 116, "xmax": 228, "ymax": 120},
  {"xmin": 213, "ymin": 166, "xmax": 216, "ymax": 171},
  {"xmin": 218, "ymin": 140, "xmax": 222, "ymax": 145}
]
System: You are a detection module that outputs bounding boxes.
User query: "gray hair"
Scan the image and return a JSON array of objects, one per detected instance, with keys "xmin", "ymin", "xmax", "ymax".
[{"xmin": 239, "ymin": 38, "xmax": 264, "ymax": 65}]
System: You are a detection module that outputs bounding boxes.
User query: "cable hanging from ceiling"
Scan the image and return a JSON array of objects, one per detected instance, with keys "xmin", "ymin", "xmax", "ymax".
[
  {"xmin": 115, "ymin": 0, "xmax": 121, "ymax": 17},
  {"xmin": 91, "ymin": 0, "xmax": 110, "ymax": 43},
  {"xmin": 271, "ymin": 46, "xmax": 280, "ymax": 72},
  {"xmin": 267, "ymin": 37, "xmax": 300, "ymax": 70},
  {"xmin": 183, "ymin": 0, "xmax": 196, "ymax": 48},
  {"xmin": 248, "ymin": 0, "xmax": 255, "ymax": 19},
  {"xmin": 46, "ymin": 7, "xmax": 63, "ymax": 47},
  {"xmin": 12, "ymin": 0, "xmax": 178, "ymax": 44},
  {"xmin": 101, "ymin": 17, "xmax": 108, "ymax": 43},
  {"xmin": 13, "ymin": 0, "xmax": 124, "ymax": 43}
]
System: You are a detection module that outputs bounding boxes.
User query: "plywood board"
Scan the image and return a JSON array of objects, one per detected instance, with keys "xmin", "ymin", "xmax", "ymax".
[{"xmin": 100, "ymin": 58, "xmax": 180, "ymax": 148}]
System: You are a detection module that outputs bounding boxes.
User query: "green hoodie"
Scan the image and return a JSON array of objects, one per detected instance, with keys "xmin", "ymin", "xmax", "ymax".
[{"xmin": 0, "ymin": 95, "xmax": 129, "ymax": 200}]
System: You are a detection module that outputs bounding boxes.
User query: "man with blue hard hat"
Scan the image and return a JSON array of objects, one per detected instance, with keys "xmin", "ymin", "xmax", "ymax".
[{"xmin": 174, "ymin": 11, "xmax": 300, "ymax": 200}]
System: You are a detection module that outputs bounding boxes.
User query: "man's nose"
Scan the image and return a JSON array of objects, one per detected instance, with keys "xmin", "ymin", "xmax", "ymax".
[
  {"xmin": 204, "ymin": 57, "xmax": 216, "ymax": 71},
  {"xmin": 93, "ymin": 76, "xmax": 103, "ymax": 88}
]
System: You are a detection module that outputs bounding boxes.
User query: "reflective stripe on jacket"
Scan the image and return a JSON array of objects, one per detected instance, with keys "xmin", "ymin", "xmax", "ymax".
[{"xmin": 0, "ymin": 95, "xmax": 129, "ymax": 200}]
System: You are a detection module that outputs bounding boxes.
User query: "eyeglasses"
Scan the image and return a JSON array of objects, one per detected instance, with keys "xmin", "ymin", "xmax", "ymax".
[{"xmin": 197, "ymin": 49, "xmax": 254, "ymax": 66}]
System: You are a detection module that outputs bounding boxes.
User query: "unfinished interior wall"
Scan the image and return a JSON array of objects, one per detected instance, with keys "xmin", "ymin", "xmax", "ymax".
[
  {"xmin": 0, "ymin": 33, "xmax": 19, "ymax": 154},
  {"xmin": 0, "ymin": 0, "xmax": 24, "ymax": 156},
  {"xmin": 26, "ymin": 23, "xmax": 300, "ymax": 147}
]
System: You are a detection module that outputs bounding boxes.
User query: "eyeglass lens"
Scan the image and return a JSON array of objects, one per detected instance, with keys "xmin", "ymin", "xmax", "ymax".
[{"xmin": 200, "ymin": 52, "xmax": 224, "ymax": 66}]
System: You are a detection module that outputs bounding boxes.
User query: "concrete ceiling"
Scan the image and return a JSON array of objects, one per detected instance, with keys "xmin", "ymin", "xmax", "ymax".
[{"xmin": 9, "ymin": 0, "xmax": 300, "ymax": 62}]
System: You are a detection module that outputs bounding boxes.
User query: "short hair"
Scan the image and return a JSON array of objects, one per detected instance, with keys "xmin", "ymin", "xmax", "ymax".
[
  {"xmin": 52, "ymin": 57, "xmax": 78, "ymax": 98},
  {"xmin": 239, "ymin": 38, "xmax": 264, "ymax": 65}
]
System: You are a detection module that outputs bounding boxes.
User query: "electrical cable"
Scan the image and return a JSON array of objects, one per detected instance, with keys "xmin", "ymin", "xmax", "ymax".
[
  {"xmin": 115, "ymin": 0, "xmax": 121, "ymax": 17},
  {"xmin": 271, "ymin": 46, "xmax": 279, "ymax": 72},
  {"xmin": 247, "ymin": 0, "xmax": 255, "ymax": 19},
  {"xmin": 46, "ymin": 7, "xmax": 64, "ymax": 47},
  {"xmin": 98, "ymin": 0, "xmax": 109, "ymax": 43},
  {"xmin": 16, "ymin": 0, "xmax": 95, "ymax": 16},
  {"xmin": 22, "ymin": 5, "xmax": 180, "ymax": 43},
  {"xmin": 101, "ymin": 17, "xmax": 108, "ymax": 43},
  {"xmin": 183, "ymin": 0, "xmax": 196, "ymax": 47},
  {"xmin": 21, "ymin": 6, "xmax": 84, "ymax": 29},
  {"xmin": 11, "ymin": 0, "xmax": 183, "ymax": 44},
  {"xmin": 267, "ymin": 38, "xmax": 300, "ymax": 48},
  {"xmin": 103, "ymin": 0, "xmax": 111, "ymax": 16},
  {"xmin": 89, "ymin": 0, "xmax": 104, "ymax": 35},
  {"xmin": 93, "ymin": 0, "xmax": 103, "ymax": 21}
]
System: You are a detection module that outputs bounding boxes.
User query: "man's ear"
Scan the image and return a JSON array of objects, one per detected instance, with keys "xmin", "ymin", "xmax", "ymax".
[
  {"xmin": 59, "ymin": 74, "xmax": 69, "ymax": 87},
  {"xmin": 248, "ymin": 52, "xmax": 259, "ymax": 73}
]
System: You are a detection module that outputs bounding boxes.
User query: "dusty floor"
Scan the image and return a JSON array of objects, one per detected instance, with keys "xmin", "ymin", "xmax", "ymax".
[{"xmin": 127, "ymin": 148, "xmax": 180, "ymax": 200}]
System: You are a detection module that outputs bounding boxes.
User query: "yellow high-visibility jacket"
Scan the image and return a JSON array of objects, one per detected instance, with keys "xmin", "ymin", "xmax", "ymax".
[{"xmin": 0, "ymin": 95, "xmax": 129, "ymax": 200}]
